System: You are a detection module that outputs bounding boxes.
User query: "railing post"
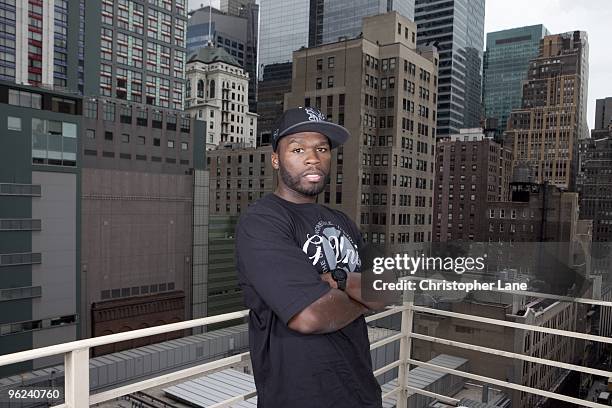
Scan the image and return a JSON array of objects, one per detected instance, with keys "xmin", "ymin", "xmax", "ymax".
[
  {"xmin": 64, "ymin": 347, "xmax": 90, "ymax": 408},
  {"xmin": 396, "ymin": 288, "xmax": 414, "ymax": 408}
]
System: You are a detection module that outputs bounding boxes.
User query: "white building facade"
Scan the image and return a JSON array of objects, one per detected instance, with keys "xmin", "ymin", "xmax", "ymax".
[{"xmin": 185, "ymin": 47, "xmax": 257, "ymax": 150}]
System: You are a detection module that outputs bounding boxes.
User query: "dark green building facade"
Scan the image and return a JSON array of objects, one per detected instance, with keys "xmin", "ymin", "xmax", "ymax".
[
  {"xmin": 483, "ymin": 25, "xmax": 549, "ymax": 138},
  {"xmin": 0, "ymin": 83, "xmax": 82, "ymax": 375}
]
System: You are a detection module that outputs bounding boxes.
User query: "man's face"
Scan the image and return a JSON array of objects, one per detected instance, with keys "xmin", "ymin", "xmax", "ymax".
[{"xmin": 272, "ymin": 132, "xmax": 332, "ymax": 200}]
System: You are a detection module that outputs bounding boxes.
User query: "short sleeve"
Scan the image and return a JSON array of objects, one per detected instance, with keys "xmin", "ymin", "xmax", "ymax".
[
  {"xmin": 236, "ymin": 213, "xmax": 331, "ymax": 325},
  {"xmin": 336, "ymin": 211, "xmax": 365, "ymax": 272}
]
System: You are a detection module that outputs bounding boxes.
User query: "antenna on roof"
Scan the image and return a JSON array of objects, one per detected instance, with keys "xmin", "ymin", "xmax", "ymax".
[{"xmin": 207, "ymin": 0, "xmax": 213, "ymax": 46}]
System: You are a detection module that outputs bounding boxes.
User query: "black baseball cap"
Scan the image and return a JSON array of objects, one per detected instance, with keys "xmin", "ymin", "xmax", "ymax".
[{"xmin": 272, "ymin": 107, "xmax": 350, "ymax": 151}]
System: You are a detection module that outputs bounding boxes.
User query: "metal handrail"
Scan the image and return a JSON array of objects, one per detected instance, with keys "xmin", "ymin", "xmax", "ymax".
[
  {"xmin": 0, "ymin": 289, "xmax": 609, "ymax": 408},
  {"xmin": 0, "ymin": 310, "xmax": 249, "ymax": 367}
]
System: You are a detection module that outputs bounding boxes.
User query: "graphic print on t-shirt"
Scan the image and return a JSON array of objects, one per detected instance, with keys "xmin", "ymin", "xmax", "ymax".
[{"xmin": 301, "ymin": 220, "xmax": 361, "ymax": 273}]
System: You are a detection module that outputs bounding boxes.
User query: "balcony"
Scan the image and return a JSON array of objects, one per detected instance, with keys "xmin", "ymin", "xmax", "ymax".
[{"xmin": 0, "ymin": 281, "xmax": 611, "ymax": 407}]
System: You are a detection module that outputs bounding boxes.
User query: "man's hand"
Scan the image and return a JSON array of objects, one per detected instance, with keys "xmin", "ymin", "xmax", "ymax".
[
  {"xmin": 321, "ymin": 272, "xmax": 338, "ymax": 289},
  {"xmin": 321, "ymin": 272, "xmax": 387, "ymax": 311}
]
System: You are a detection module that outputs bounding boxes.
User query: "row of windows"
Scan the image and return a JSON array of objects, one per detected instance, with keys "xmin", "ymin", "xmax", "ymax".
[
  {"xmin": 304, "ymin": 93, "xmax": 345, "ymax": 108},
  {"xmin": 315, "ymin": 76, "xmax": 335, "ymax": 89},
  {"xmin": 0, "ymin": 314, "xmax": 77, "ymax": 337},
  {"xmin": 0, "ymin": 252, "xmax": 42, "ymax": 266},
  {"xmin": 488, "ymin": 223, "xmax": 535, "ymax": 233},
  {"xmin": 215, "ymin": 191, "xmax": 260, "ymax": 202},
  {"xmin": 87, "ymin": 129, "xmax": 188, "ymax": 150},
  {"xmin": 214, "ymin": 179, "xmax": 267, "ymax": 190},
  {"xmin": 85, "ymin": 100, "xmax": 191, "ymax": 131},
  {"xmin": 0, "ymin": 286, "xmax": 41, "ymax": 302},
  {"xmin": 100, "ymin": 282, "xmax": 175, "ymax": 300},
  {"xmin": 0, "ymin": 183, "xmax": 41, "ymax": 196},
  {"xmin": 208, "ymin": 153, "xmax": 267, "ymax": 166},
  {"xmin": 216, "ymin": 166, "xmax": 266, "ymax": 177},
  {"xmin": 8, "ymin": 89, "xmax": 42, "ymax": 109},
  {"xmin": 84, "ymin": 150, "xmax": 189, "ymax": 165},
  {"xmin": 363, "ymin": 231, "xmax": 430, "ymax": 245},
  {"xmin": 489, "ymin": 208, "xmax": 536, "ymax": 219},
  {"xmin": 213, "ymin": 194, "xmax": 266, "ymax": 213},
  {"xmin": 0, "ymin": 219, "xmax": 42, "ymax": 231}
]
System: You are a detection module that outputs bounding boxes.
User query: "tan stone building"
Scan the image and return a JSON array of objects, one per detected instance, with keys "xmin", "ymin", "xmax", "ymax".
[
  {"xmin": 285, "ymin": 12, "xmax": 439, "ymax": 250},
  {"xmin": 504, "ymin": 31, "xmax": 589, "ymax": 189}
]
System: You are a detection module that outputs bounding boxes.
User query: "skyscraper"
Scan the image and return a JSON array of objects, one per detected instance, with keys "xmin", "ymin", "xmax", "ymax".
[
  {"xmin": 259, "ymin": 0, "xmax": 416, "ymax": 69},
  {"xmin": 414, "ymin": 0, "xmax": 485, "ymax": 136},
  {"xmin": 258, "ymin": 0, "xmax": 310, "ymax": 68},
  {"xmin": 84, "ymin": 0, "xmax": 188, "ymax": 110},
  {"xmin": 0, "ymin": 0, "xmax": 85, "ymax": 93},
  {"xmin": 483, "ymin": 25, "xmax": 550, "ymax": 138},
  {"xmin": 314, "ymin": 0, "xmax": 415, "ymax": 46},
  {"xmin": 220, "ymin": 0, "xmax": 256, "ymax": 17},
  {"xmin": 258, "ymin": 0, "xmax": 417, "ymax": 147},
  {"xmin": 593, "ymin": 97, "xmax": 612, "ymax": 137},
  {"xmin": 504, "ymin": 31, "xmax": 589, "ymax": 189},
  {"xmin": 434, "ymin": 129, "xmax": 512, "ymax": 242},
  {"xmin": 286, "ymin": 11, "xmax": 439, "ymax": 249},
  {"xmin": 577, "ymin": 136, "xmax": 612, "ymax": 276}
]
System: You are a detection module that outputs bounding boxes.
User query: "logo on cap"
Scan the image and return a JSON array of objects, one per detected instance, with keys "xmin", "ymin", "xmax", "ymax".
[{"xmin": 304, "ymin": 107, "xmax": 326, "ymax": 122}]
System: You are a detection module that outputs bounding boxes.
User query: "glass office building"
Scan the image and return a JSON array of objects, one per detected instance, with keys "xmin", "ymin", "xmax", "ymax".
[
  {"xmin": 258, "ymin": 0, "xmax": 310, "ymax": 68},
  {"xmin": 415, "ymin": 0, "xmax": 485, "ymax": 136},
  {"xmin": 483, "ymin": 25, "xmax": 549, "ymax": 136},
  {"xmin": 319, "ymin": 0, "xmax": 414, "ymax": 45},
  {"xmin": 259, "ymin": 0, "xmax": 414, "ymax": 68}
]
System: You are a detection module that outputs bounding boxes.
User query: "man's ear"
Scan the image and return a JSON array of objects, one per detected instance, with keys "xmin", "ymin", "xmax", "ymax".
[{"xmin": 271, "ymin": 151, "xmax": 279, "ymax": 170}]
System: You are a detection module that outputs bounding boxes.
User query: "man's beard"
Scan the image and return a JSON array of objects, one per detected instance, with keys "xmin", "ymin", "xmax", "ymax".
[{"xmin": 278, "ymin": 162, "xmax": 330, "ymax": 197}]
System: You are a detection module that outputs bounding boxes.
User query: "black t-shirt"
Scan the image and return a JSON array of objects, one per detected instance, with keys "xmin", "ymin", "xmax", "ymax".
[{"xmin": 235, "ymin": 193, "xmax": 382, "ymax": 408}]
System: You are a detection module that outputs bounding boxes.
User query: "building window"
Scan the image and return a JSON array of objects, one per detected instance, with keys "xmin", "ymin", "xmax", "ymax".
[
  {"xmin": 137, "ymin": 108, "xmax": 148, "ymax": 126},
  {"xmin": 209, "ymin": 80, "xmax": 215, "ymax": 98},
  {"xmin": 86, "ymin": 129, "xmax": 95, "ymax": 139},
  {"xmin": 104, "ymin": 131, "xmax": 113, "ymax": 141},
  {"xmin": 316, "ymin": 77, "xmax": 322, "ymax": 89},
  {"xmin": 8, "ymin": 89, "xmax": 42, "ymax": 109},
  {"xmin": 31, "ymin": 119, "xmax": 77, "ymax": 166},
  {"xmin": 168, "ymin": 140, "xmax": 175, "ymax": 148},
  {"xmin": 7, "ymin": 116, "xmax": 21, "ymax": 131},
  {"xmin": 327, "ymin": 76, "xmax": 334, "ymax": 88},
  {"xmin": 137, "ymin": 136, "xmax": 145, "ymax": 145},
  {"xmin": 316, "ymin": 59, "xmax": 322, "ymax": 70},
  {"xmin": 181, "ymin": 142, "xmax": 188, "ymax": 150},
  {"xmin": 121, "ymin": 133, "xmax": 130, "ymax": 143},
  {"xmin": 85, "ymin": 100, "xmax": 98, "ymax": 118},
  {"xmin": 328, "ymin": 56, "xmax": 335, "ymax": 69}
]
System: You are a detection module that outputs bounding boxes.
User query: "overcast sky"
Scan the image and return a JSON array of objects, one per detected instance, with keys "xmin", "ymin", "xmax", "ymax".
[{"xmin": 188, "ymin": 0, "xmax": 610, "ymax": 129}]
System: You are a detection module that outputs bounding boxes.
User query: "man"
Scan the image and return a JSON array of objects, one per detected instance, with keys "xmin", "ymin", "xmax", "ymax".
[{"xmin": 236, "ymin": 107, "xmax": 385, "ymax": 407}]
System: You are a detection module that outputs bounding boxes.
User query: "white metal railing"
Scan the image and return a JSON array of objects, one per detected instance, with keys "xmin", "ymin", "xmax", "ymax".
[{"xmin": 0, "ymin": 285, "xmax": 610, "ymax": 408}]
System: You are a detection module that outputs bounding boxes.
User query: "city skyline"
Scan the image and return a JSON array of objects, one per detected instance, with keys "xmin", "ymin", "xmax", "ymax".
[
  {"xmin": 0, "ymin": 1, "xmax": 610, "ymax": 405},
  {"xmin": 190, "ymin": 0, "xmax": 610, "ymax": 129}
]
